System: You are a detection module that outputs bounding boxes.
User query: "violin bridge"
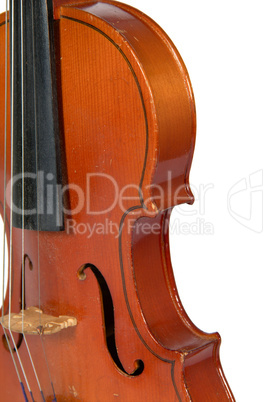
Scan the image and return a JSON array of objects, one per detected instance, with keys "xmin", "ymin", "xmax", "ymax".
[{"xmin": 1, "ymin": 306, "xmax": 77, "ymax": 335}]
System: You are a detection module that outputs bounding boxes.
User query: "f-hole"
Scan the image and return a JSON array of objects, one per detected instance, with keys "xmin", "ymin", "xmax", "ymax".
[
  {"xmin": 21, "ymin": 254, "xmax": 33, "ymax": 311},
  {"xmin": 2, "ymin": 254, "xmax": 33, "ymax": 353},
  {"xmin": 77, "ymin": 263, "xmax": 144, "ymax": 377}
]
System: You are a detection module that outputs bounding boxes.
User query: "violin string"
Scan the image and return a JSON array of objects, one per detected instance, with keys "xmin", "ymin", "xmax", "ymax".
[
  {"xmin": 40, "ymin": 335, "xmax": 58, "ymax": 401},
  {"xmin": 3, "ymin": 1, "xmax": 39, "ymax": 400},
  {"xmin": 1, "ymin": 3, "xmax": 28, "ymax": 400},
  {"xmin": 8, "ymin": 11, "xmax": 35, "ymax": 392},
  {"xmin": 30, "ymin": 0, "xmax": 41, "ymax": 315},
  {"xmin": 0, "ymin": 324, "xmax": 29, "ymax": 402},
  {"xmin": 30, "ymin": 5, "xmax": 57, "ymax": 398},
  {"xmin": 20, "ymin": 1, "xmax": 46, "ymax": 399},
  {"xmin": 23, "ymin": 335, "xmax": 46, "ymax": 401},
  {"xmin": 29, "ymin": 3, "xmax": 58, "ymax": 393},
  {"xmin": 6, "ymin": 2, "xmax": 35, "ymax": 400},
  {"xmin": 8, "ymin": 329, "xmax": 34, "ymax": 401},
  {"xmin": 8, "ymin": 0, "xmax": 15, "ymax": 332},
  {"xmin": 2, "ymin": 0, "xmax": 9, "ymax": 321},
  {"xmin": 30, "ymin": 1, "xmax": 57, "ymax": 394},
  {"xmin": 21, "ymin": 0, "xmax": 25, "ymax": 335},
  {"xmin": 3, "ymin": 0, "xmax": 56, "ymax": 399},
  {"xmin": 19, "ymin": 1, "xmax": 58, "ymax": 399}
]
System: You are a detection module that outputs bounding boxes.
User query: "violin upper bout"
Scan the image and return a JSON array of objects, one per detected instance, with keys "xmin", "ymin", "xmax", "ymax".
[{"xmin": 58, "ymin": 0, "xmax": 196, "ymax": 214}]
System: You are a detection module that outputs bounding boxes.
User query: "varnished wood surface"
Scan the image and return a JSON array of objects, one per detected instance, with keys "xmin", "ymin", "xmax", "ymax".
[{"xmin": 0, "ymin": 1, "xmax": 234, "ymax": 400}]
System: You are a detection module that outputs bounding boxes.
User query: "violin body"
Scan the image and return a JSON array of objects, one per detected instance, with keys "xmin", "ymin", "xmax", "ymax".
[{"xmin": 0, "ymin": 1, "xmax": 234, "ymax": 401}]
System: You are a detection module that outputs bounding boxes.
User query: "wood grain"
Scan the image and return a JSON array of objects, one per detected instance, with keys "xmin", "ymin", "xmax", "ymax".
[{"xmin": 0, "ymin": 1, "xmax": 234, "ymax": 400}]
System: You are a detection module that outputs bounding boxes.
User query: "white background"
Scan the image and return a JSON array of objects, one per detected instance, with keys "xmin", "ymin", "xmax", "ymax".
[{"xmin": 0, "ymin": 1, "xmax": 267, "ymax": 401}]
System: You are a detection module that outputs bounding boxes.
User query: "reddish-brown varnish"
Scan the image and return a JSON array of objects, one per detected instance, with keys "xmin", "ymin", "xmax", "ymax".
[{"xmin": 0, "ymin": 1, "xmax": 234, "ymax": 400}]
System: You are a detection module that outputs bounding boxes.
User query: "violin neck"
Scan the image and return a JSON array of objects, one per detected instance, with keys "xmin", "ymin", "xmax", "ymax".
[{"xmin": 10, "ymin": 0, "xmax": 63, "ymax": 231}]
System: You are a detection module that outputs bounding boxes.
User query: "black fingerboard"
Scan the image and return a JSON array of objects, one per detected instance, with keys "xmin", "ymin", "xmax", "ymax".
[{"xmin": 10, "ymin": 0, "xmax": 63, "ymax": 231}]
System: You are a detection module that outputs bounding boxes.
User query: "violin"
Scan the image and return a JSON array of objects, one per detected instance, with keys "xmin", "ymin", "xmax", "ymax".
[{"xmin": 0, "ymin": 0, "xmax": 235, "ymax": 400}]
